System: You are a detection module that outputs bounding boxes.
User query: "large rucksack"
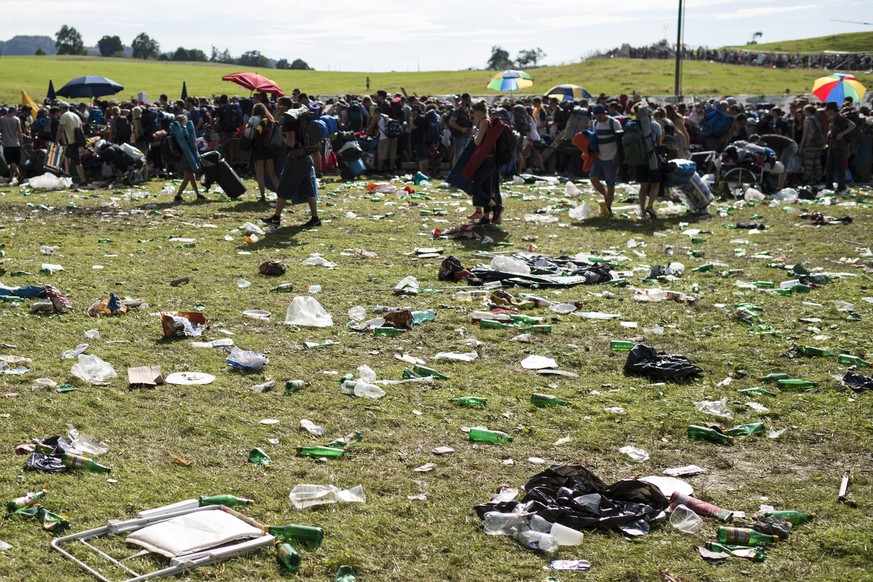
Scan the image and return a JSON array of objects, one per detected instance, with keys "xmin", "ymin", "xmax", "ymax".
[
  {"xmin": 113, "ymin": 116, "xmax": 131, "ymax": 144},
  {"xmin": 140, "ymin": 108, "xmax": 161, "ymax": 139},
  {"xmin": 281, "ymin": 106, "xmax": 324, "ymax": 156},
  {"xmin": 347, "ymin": 101, "xmax": 365, "ymax": 132},
  {"xmin": 219, "ymin": 103, "xmax": 243, "ymax": 134},
  {"xmin": 701, "ymin": 102, "xmax": 733, "ymax": 138},
  {"xmin": 425, "ymin": 109, "xmax": 442, "ymax": 147},
  {"xmin": 512, "ymin": 104, "xmax": 531, "ymax": 135},
  {"xmin": 382, "ymin": 114, "xmax": 403, "ymax": 138},
  {"xmin": 621, "ymin": 121, "xmax": 648, "ymax": 166},
  {"xmin": 160, "ymin": 134, "xmax": 182, "ymax": 165},
  {"xmin": 843, "ymin": 110, "xmax": 862, "ymax": 143},
  {"xmin": 491, "ymin": 116, "xmax": 516, "ymax": 166}
]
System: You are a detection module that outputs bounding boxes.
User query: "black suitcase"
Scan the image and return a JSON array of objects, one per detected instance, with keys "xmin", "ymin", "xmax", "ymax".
[{"xmin": 201, "ymin": 150, "xmax": 246, "ymax": 199}]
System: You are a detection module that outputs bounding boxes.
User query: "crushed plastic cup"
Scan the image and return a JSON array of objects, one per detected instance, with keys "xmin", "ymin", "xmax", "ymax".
[
  {"xmin": 67, "ymin": 425, "xmax": 109, "ymax": 455},
  {"xmin": 356, "ymin": 365, "xmax": 377, "ymax": 383},
  {"xmin": 568, "ymin": 200, "xmax": 595, "ymax": 220},
  {"xmin": 564, "ymin": 182, "xmax": 581, "ymax": 196},
  {"xmin": 619, "ymin": 445, "xmax": 649, "ymax": 462},
  {"xmin": 61, "ymin": 344, "xmax": 89, "ymax": 360},
  {"xmin": 550, "ymin": 522, "xmax": 584, "ymax": 546},
  {"xmin": 394, "ymin": 276, "xmax": 419, "ymax": 295},
  {"xmin": 695, "ymin": 397, "xmax": 732, "ymax": 418},
  {"xmin": 347, "ymin": 306, "xmax": 367, "ymax": 321},
  {"xmin": 289, "ymin": 484, "xmax": 366, "ymax": 509},
  {"xmin": 301, "ymin": 254, "xmax": 337, "ymax": 268},
  {"xmin": 669, "ymin": 504, "xmax": 704, "ymax": 534}
]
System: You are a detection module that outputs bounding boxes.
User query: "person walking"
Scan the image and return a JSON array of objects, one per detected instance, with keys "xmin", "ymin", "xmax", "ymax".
[
  {"xmin": 1, "ymin": 106, "xmax": 24, "ymax": 184},
  {"xmin": 824, "ymin": 101, "xmax": 856, "ymax": 193},
  {"xmin": 588, "ymin": 104, "xmax": 623, "ymax": 216},
  {"xmin": 56, "ymin": 102, "xmax": 87, "ymax": 186},
  {"xmin": 631, "ymin": 101, "xmax": 661, "ymax": 219},
  {"xmin": 250, "ymin": 103, "xmax": 281, "ymax": 202},
  {"xmin": 467, "ymin": 100, "xmax": 503, "ymax": 225},
  {"xmin": 261, "ymin": 111, "xmax": 320, "ymax": 228}
]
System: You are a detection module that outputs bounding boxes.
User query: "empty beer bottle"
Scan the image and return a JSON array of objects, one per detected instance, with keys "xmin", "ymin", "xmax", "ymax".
[
  {"xmin": 705, "ymin": 541, "xmax": 766, "ymax": 561},
  {"xmin": 726, "ymin": 423, "xmax": 765, "ymax": 437},
  {"xmin": 693, "ymin": 264, "xmax": 715, "ymax": 272},
  {"xmin": 687, "ymin": 425, "xmax": 734, "ymax": 445},
  {"xmin": 270, "ymin": 283, "xmax": 294, "ymax": 293},
  {"xmin": 670, "ymin": 492, "xmax": 734, "ymax": 522},
  {"xmin": 479, "ymin": 319, "xmax": 510, "ymax": 330},
  {"xmin": 752, "ymin": 281, "xmax": 774, "ymax": 288},
  {"xmin": 285, "ymin": 380, "xmax": 310, "ymax": 393},
  {"xmin": 453, "ymin": 396, "xmax": 487, "ymax": 408},
  {"xmin": 762, "ymin": 510, "xmax": 815, "ymax": 525},
  {"xmin": 6, "ymin": 490, "xmax": 46, "ymax": 513},
  {"xmin": 198, "ymin": 494, "xmax": 254, "ymax": 508},
  {"xmin": 267, "ymin": 524, "xmax": 324, "ymax": 548},
  {"xmin": 610, "ymin": 340, "xmax": 635, "ymax": 351},
  {"xmin": 803, "ymin": 346, "xmax": 834, "ymax": 357},
  {"xmin": 837, "ymin": 354, "xmax": 869, "ymax": 367},
  {"xmin": 469, "ymin": 427, "xmax": 512, "ymax": 444},
  {"xmin": 777, "ymin": 378, "xmax": 815, "ymax": 391},
  {"xmin": 297, "ymin": 446, "xmax": 345, "ymax": 459},
  {"xmin": 717, "ymin": 526, "xmax": 778, "ymax": 545},
  {"xmin": 413, "ymin": 365, "xmax": 447, "ymax": 380},
  {"xmin": 62, "ymin": 453, "xmax": 111, "ymax": 473},
  {"xmin": 762, "ymin": 372, "xmax": 789, "ymax": 383},
  {"xmin": 530, "ymin": 393, "xmax": 569, "ymax": 407},
  {"xmin": 509, "ymin": 314, "xmax": 541, "ymax": 325},
  {"xmin": 37, "ymin": 507, "xmax": 71, "ymax": 533},
  {"xmin": 326, "ymin": 431, "xmax": 363, "ymax": 448},
  {"xmin": 276, "ymin": 543, "xmax": 301, "ymax": 571},
  {"xmin": 248, "ymin": 448, "xmax": 272, "ymax": 466},
  {"xmin": 737, "ymin": 387, "xmax": 777, "ymax": 397},
  {"xmin": 520, "ymin": 324, "xmax": 552, "ymax": 334},
  {"xmin": 374, "ymin": 326, "xmax": 406, "ymax": 337}
]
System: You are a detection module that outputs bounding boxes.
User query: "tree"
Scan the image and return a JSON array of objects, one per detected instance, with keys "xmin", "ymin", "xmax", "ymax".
[
  {"xmin": 97, "ymin": 35, "xmax": 123, "ymax": 57},
  {"xmin": 516, "ymin": 48, "xmax": 546, "ymax": 68},
  {"xmin": 289, "ymin": 58, "xmax": 312, "ymax": 70},
  {"xmin": 747, "ymin": 31, "xmax": 763, "ymax": 45},
  {"xmin": 55, "ymin": 25, "xmax": 85, "ymax": 55},
  {"xmin": 486, "ymin": 46, "xmax": 512, "ymax": 70},
  {"xmin": 131, "ymin": 33, "xmax": 160, "ymax": 59},
  {"xmin": 239, "ymin": 50, "xmax": 269, "ymax": 68},
  {"xmin": 35, "ymin": 48, "xmax": 46, "ymax": 56},
  {"xmin": 275, "ymin": 58, "xmax": 290, "ymax": 70},
  {"xmin": 172, "ymin": 47, "xmax": 190, "ymax": 61},
  {"xmin": 188, "ymin": 49, "xmax": 207, "ymax": 62}
]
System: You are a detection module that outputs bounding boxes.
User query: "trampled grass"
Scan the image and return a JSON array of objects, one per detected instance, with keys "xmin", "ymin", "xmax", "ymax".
[
  {"xmin": 3, "ymin": 54, "xmax": 872, "ymax": 108},
  {"xmin": 0, "ymin": 171, "xmax": 871, "ymax": 581}
]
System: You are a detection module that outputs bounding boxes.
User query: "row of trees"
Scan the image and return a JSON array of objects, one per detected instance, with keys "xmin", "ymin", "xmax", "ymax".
[
  {"xmin": 53, "ymin": 26, "xmax": 311, "ymax": 69},
  {"xmin": 486, "ymin": 46, "xmax": 547, "ymax": 70}
]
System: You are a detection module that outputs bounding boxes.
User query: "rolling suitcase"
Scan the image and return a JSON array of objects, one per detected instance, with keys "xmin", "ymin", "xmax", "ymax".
[{"xmin": 201, "ymin": 150, "xmax": 246, "ymax": 199}]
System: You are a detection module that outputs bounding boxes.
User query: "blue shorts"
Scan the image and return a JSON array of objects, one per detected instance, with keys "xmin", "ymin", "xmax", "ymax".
[
  {"xmin": 590, "ymin": 158, "xmax": 617, "ymax": 185},
  {"xmin": 277, "ymin": 154, "xmax": 318, "ymax": 203}
]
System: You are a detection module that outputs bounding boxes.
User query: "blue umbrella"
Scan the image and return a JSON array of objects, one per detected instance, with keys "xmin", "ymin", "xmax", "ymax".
[{"xmin": 56, "ymin": 75, "xmax": 124, "ymax": 99}]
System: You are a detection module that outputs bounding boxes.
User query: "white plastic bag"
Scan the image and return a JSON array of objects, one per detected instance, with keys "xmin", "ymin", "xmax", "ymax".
[
  {"xmin": 285, "ymin": 296, "xmax": 333, "ymax": 327},
  {"xmin": 28, "ymin": 173, "xmax": 73, "ymax": 191},
  {"xmin": 490, "ymin": 256, "xmax": 531, "ymax": 275},
  {"xmin": 70, "ymin": 354, "xmax": 117, "ymax": 384},
  {"xmin": 568, "ymin": 200, "xmax": 595, "ymax": 220}
]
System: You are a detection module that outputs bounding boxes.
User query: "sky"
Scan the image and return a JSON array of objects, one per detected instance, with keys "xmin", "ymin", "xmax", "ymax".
[{"xmin": 6, "ymin": 0, "xmax": 871, "ymax": 72}]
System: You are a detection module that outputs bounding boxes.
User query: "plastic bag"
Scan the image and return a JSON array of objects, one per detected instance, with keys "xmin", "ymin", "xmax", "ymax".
[
  {"xmin": 568, "ymin": 200, "xmax": 595, "ymax": 220},
  {"xmin": 623, "ymin": 344, "xmax": 702, "ymax": 380},
  {"xmin": 490, "ymin": 256, "xmax": 531, "ymax": 275},
  {"xmin": 226, "ymin": 347, "xmax": 269, "ymax": 371},
  {"xmin": 284, "ymin": 296, "xmax": 333, "ymax": 327},
  {"xmin": 70, "ymin": 354, "xmax": 118, "ymax": 384},
  {"xmin": 27, "ymin": 173, "xmax": 73, "ymax": 191},
  {"xmin": 394, "ymin": 276, "xmax": 419, "ymax": 295}
]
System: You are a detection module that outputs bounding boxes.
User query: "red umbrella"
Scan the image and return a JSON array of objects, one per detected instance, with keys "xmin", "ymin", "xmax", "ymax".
[{"xmin": 221, "ymin": 72, "xmax": 285, "ymax": 96}]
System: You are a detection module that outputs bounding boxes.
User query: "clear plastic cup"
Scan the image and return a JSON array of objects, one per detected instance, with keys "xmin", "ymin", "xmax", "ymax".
[{"xmin": 669, "ymin": 504, "xmax": 704, "ymax": 534}]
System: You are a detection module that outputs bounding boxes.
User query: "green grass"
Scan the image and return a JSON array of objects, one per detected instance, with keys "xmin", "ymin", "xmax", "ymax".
[
  {"xmin": 3, "ymin": 54, "xmax": 872, "ymax": 108},
  {"xmin": 730, "ymin": 31, "xmax": 873, "ymax": 54},
  {"xmin": 0, "ymin": 171, "xmax": 871, "ymax": 581}
]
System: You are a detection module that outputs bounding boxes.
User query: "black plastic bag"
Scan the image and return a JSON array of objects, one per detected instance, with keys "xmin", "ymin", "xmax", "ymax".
[
  {"xmin": 623, "ymin": 344, "xmax": 703, "ymax": 380},
  {"xmin": 24, "ymin": 452, "xmax": 67, "ymax": 473},
  {"xmin": 843, "ymin": 372, "xmax": 873, "ymax": 392}
]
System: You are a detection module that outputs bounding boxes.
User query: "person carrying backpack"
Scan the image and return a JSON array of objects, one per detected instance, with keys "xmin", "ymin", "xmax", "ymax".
[
  {"xmin": 628, "ymin": 102, "xmax": 661, "ymax": 220},
  {"xmin": 589, "ymin": 104, "xmax": 623, "ymax": 216},
  {"xmin": 824, "ymin": 101, "xmax": 856, "ymax": 193},
  {"xmin": 464, "ymin": 99, "xmax": 503, "ymax": 225}
]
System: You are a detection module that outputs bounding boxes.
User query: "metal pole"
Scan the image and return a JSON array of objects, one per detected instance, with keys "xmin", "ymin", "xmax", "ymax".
[{"xmin": 674, "ymin": 0, "xmax": 685, "ymax": 100}]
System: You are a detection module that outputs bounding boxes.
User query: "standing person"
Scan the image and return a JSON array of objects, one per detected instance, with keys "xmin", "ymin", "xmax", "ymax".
[
  {"xmin": 171, "ymin": 115, "xmax": 205, "ymax": 203},
  {"xmin": 467, "ymin": 100, "xmax": 503, "ymax": 225},
  {"xmin": 1, "ymin": 106, "xmax": 24, "ymax": 184},
  {"xmin": 589, "ymin": 104, "xmax": 623, "ymax": 217},
  {"xmin": 56, "ymin": 102, "xmax": 87, "ymax": 186},
  {"xmin": 632, "ymin": 102, "xmax": 661, "ymax": 219},
  {"xmin": 824, "ymin": 101, "xmax": 856, "ymax": 193},
  {"xmin": 409, "ymin": 105, "xmax": 429, "ymax": 174},
  {"xmin": 798, "ymin": 104, "xmax": 824, "ymax": 185},
  {"xmin": 250, "ymin": 103, "xmax": 281, "ymax": 202},
  {"xmin": 261, "ymin": 111, "xmax": 320, "ymax": 228},
  {"xmin": 448, "ymin": 93, "xmax": 474, "ymax": 169}
]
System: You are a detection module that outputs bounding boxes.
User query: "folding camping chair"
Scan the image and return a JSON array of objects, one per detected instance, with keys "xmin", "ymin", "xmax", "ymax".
[
  {"xmin": 51, "ymin": 504, "xmax": 275, "ymax": 581},
  {"xmin": 46, "ymin": 142, "xmax": 65, "ymax": 174}
]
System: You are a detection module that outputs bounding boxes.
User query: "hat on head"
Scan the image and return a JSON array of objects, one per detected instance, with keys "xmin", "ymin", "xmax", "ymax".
[
  {"xmin": 57, "ymin": 101, "xmax": 69, "ymax": 109},
  {"xmin": 593, "ymin": 104, "xmax": 607, "ymax": 114}
]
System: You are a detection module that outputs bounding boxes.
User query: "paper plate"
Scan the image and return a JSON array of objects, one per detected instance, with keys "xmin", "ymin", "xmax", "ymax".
[
  {"xmin": 165, "ymin": 372, "xmax": 216, "ymax": 385},
  {"xmin": 639, "ymin": 475, "xmax": 694, "ymax": 498},
  {"xmin": 243, "ymin": 310, "xmax": 271, "ymax": 320}
]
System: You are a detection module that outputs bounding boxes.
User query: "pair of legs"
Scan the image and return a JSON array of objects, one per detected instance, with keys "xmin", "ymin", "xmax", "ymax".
[
  {"xmin": 377, "ymin": 138, "xmax": 397, "ymax": 173},
  {"xmin": 471, "ymin": 160, "xmax": 503, "ymax": 225},
  {"xmin": 254, "ymin": 157, "xmax": 280, "ymax": 201},
  {"xmin": 263, "ymin": 155, "xmax": 320, "ymax": 227},
  {"xmin": 64, "ymin": 147, "xmax": 87, "ymax": 184},
  {"xmin": 589, "ymin": 159, "xmax": 617, "ymax": 216},
  {"xmin": 634, "ymin": 163, "xmax": 660, "ymax": 218},
  {"xmin": 3, "ymin": 147, "xmax": 22, "ymax": 182},
  {"xmin": 175, "ymin": 167, "xmax": 203, "ymax": 201},
  {"xmin": 825, "ymin": 147, "xmax": 848, "ymax": 191}
]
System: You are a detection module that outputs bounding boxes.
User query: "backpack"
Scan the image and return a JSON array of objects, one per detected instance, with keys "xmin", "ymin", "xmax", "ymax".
[
  {"xmin": 621, "ymin": 121, "xmax": 648, "ymax": 166},
  {"xmin": 843, "ymin": 110, "xmax": 862, "ymax": 143},
  {"xmin": 113, "ymin": 116, "xmax": 131, "ymax": 144},
  {"xmin": 425, "ymin": 109, "xmax": 442, "ymax": 146},
  {"xmin": 161, "ymin": 134, "xmax": 182, "ymax": 165},
  {"xmin": 219, "ymin": 103, "xmax": 243, "ymax": 133},
  {"xmin": 347, "ymin": 101, "xmax": 365, "ymax": 132},
  {"xmin": 389, "ymin": 98, "xmax": 404, "ymax": 121},
  {"xmin": 140, "ymin": 108, "xmax": 161, "ymax": 138},
  {"xmin": 382, "ymin": 114, "xmax": 403, "ymax": 138},
  {"xmin": 512, "ymin": 104, "xmax": 531, "ymax": 135},
  {"xmin": 281, "ymin": 106, "xmax": 323, "ymax": 156},
  {"xmin": 701, "ymin": 102, "xmax": 733, "ymax": 137},
  {"xmin": 491, "ymin": 116, "xmax": 516, "ymax": 166}
]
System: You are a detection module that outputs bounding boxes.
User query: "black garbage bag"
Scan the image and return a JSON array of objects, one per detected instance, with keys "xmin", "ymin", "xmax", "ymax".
[
  {"xmin": 843, "ymin": 372, "xmax": 873, "ymax": 392},
  {"xmin": 24, "ymin": 452, "xmax": 67, "ymax": 473},
  {"xmin": 735, "ymin": 221, "xmax": 766, "ymax": 229},
  {"xmin": 474, "ymin": 464, "xmax": 668, "ymax": 536},
  {"xmin": 623, "ymin": 344, "xmax": 702, "ymax": 381}
]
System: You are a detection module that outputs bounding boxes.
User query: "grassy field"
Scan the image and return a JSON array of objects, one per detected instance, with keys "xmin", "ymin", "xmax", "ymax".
[
  {"xmin": 2, "ymin": 54, "xmax": 872, "ymax": 108},
  {"xmin": 0, "ymin": 168, "xmax": 871, "ymax": 581},
  {"xmin": 730, "ymin": 31, "xmax": 873, "ymax": 54}
]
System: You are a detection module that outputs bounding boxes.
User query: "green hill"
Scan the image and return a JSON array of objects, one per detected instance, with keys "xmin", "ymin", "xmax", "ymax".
[
  {"xmin": 729, "ymin": 31, "xmax": 873, "ymax": 53},
  {"xmin": 2, "ymin": 49, "xmax": 871, "ymax": 107}
]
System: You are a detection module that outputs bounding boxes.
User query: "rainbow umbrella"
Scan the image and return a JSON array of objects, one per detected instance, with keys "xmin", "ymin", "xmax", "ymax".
[
  {"xmin": 486, "ymin": 69, "xmax": 533, "ymax": 92},
  {"xmin": 812, "ymin": 73, "xmax": 866, "ymax": 104}
]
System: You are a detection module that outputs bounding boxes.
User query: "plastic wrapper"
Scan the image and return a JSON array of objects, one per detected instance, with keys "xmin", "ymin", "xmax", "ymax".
[
  {"xmin": 87, "ymin": 293, "xmax": 128, "ymax": 317},
  {"xmin": 226, "ymin": 347, "xmax": 269, "ymax": 371},
  {"xmin": 474, "ymin": 464, "xmax": 668, "ymax": 537},
  {"xmin": 160, "ymin": 311, "xmax": 206, "ymax": 337},
  {"xmin": 70, "ymin": 354, "xmax": 118, "ymax": 384},
  {"xmin": 623, "ymin": 344, "xmax": 702, "ymax": 380},
  {"xmin": 284, "ymin": 296, "xmax": 333, "ymax": 327},
  {"xmin": 842, "ymin": 372, "xmax": 873, "ymax": 392}
]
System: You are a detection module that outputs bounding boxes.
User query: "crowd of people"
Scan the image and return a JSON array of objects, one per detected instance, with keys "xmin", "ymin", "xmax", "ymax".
[
  {"xmin": 1, "ymin": 83, "xmax": 871, "ymax": 225},
  {"xmin": 600, "ymin": 43, "xmax": 872, "ymax": 71}
]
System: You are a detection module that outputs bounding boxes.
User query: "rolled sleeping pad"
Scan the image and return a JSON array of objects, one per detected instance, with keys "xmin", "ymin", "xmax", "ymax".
[
  {"xmin": 311, "ymin": 119, "xmax": 329, "ymax": 141},
  {"xmin": 663, "ymin": 159, "xmax": 697, "ymax": 188},
  {"xmin": 320, "ymin": 115, "xmax": 338, "ymax": 136}
]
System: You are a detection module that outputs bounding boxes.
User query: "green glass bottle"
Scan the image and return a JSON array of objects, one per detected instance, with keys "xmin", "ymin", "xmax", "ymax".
[
  {"xmin": 520, "ymin": 324, "xmax": 552, "ymax": 334},
  {"xmin": 530, "ymin": 393, "xmax": 569, "ymax": 407},
  {"xmin": 509, "ymin": 314, "xmax": 541, "ymax": 325},
  {"xmin": 610, "ymin": 340, "xmax": 635, "ymax": 351},
  {"xmin": 693, "ymin": 264, "xmax": 715, "ymax": 272},
  {"xmin": 268, "ymin": 524, "xmax": 324, "ymax": 548},
  {"xmin": 402, "ymin": 368, "xmax": 421, "ymax": 379},
  {"xmin": 413, "ymin": 365, "xmax": 447, "ymax": 380},
  {"xmin": 469, "ymin": 428, "xmax": 512, "ymax": 444},
  {"xmin": 777, "ymin": 378, "xmax": 815, "ymax": 391},
  {"xmin": 37, "ymin": 507, "xmax": 71, "ymax": 533},
  {"xmin": 453, "ymin": 396, "xmax": 487, "ymax": 408},
  {"xmin": 285, "ymin": 380, "xmax": 310, "ymax": 393},
  {"xmin": 6, "ymin": 490, "xmax": 46, "ymax": 513},
  {"xmin": 326, "ymin": 431, "xmax": 363, "ymax": 448},
  {"xmin": 737, "ymin": 387, "xmax": 777, "ymax": 397},
  {"xmin": 297, "ymin": 446, "xmax": 345, "ymax": 459},
  {"xmin": 705, "ymin": 541, "xmax": 766, "ymax": 561},
  {"xmin": 752, "ymin": 281, "xmax": 775, "ymax": 288},
  {"xmin": 716, "ymin": 526, "xmax": 778, "ymax": 545},
  {"xmin": 726, "ymin": 423, "xmax": 766, "ymax": 437},
  {"xmin": 837, "ymin": 354, "xmax": 869, "ymax": 367},
  {"xmin": 62, "ymin": 453, "xmax": 111, "ymax": 473},
  {"xmin": 270, "ymin": 283, "xmax": 294, "ymax": 293},
  {"xmin": 803, "ymin": 346, "xmax": 834, "ymax": 357},
  {"xmin": 374, "ymin": 326, "xmax": 406, "ymax": 337},
  {"xmin": 762, "ymin": 510, "xmax": 815, "ymax": 525},
  {"xmin": 479, "ymin": 319, "xmax": 510, "ymax": 330},
  {"xmin": 276, "ymin": 542, "xmax": 301, "ymax": 571},
  {"xmin": 687, "ymin": 425, "xmax": 734, "ymax": 445},
  {"xmin": 762, "ymin": 373, "xmax": 790, "ymax": 383},
  {"xmin": 198, "ymin": 494, "xmax": 254, "ymax": 508},
  {"xmin": 248, "ymin": 448, "xmax": 272, "ymax": 466}
]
